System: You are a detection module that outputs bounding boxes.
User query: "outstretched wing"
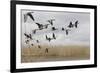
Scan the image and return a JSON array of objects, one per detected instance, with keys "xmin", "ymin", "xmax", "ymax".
[
  {"xmin": 74, "ymin": 20, "xmax": 79, "ymax": 28},
  {"xmin": 53, "ymin": 33, "xmax": 56, "ymax": 39},
  {"xmin": 65, "ymin": 30, "xmax": 69, "ymax": 35},
  {"xmin": 35, "ymin": 23, "xmax": 41, "ymax": 28},
  {"xmin": 32, "ymin": 30, "xmax": 36, "ymax": 34},
  {"xmin": 68, "ymin": 21, "xmax": 73, "ymax": 28},
  {"xmin": 47, "ymin": 19, "xmax": 55, "ymax": 25},
  {"xmin": 29, "ymin": 34, "xmax": 32, "ymax": 39},
  {"xmin": 46, "ymin": 35, "xmax": 48, "ymax": 40},
  {"xmin": 24, "ymin": 33, "xmax": 28, "ymax": 37},
  {"xmin": 27, "ymin": 13, "xmax": 35, "ymax": 21},
  {"xmin": 75, "ymin": 20, "xmax": 79, "ymax": 24},
  {"xmin": 44, "ymin": 24, "xmax": 50, "ymax": 29}
]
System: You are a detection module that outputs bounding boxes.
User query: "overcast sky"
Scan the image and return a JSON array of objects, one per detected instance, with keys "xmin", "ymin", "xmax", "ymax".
[{"xmin": 21, "ymin": 10, "xmax": 90, "ymax": 47}]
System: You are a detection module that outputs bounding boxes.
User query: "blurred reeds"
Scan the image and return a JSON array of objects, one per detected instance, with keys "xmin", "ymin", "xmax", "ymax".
[{"xmin": 21, "ymin": 45, "xmax": 90, "ymax": 63}]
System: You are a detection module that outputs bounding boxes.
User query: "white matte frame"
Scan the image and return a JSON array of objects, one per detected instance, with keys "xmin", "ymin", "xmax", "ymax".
[{"xmin": 16, "ymin": 4, "xmax": 94, "ymax": 69}]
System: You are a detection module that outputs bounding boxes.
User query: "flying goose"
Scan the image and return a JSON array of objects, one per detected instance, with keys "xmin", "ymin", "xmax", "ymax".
[
  {"xmin": 47, "ymin": 19, "xmax": 55, "ymax": 26},
  {"xmin": 24, "ymin": 33, "xmax": 33, "ymax": 40},
  {"xmin": 62, "ymin": 27, "xmax": 65, "ymax": 31},
  {"xmin": 68, "ymin": 21, "xmax": 73, "ymax": 28},
  {"xmin": 51, "ymin": 27, "xmax": 58, "ymax": 31},
  {"xmin": 46, "ymin": 35, "xmax": 53, "ymax": 42},
  {"xmin": 53, "ymin": 33, "xmax": 56, "ymax": 39},
  {"xmin": 75, "ymin": 20, "xmax": 79, "ymax": 28},
  {"xmin": 24, "ymin": 12, "xmax": 34, "ymax": 22},
  {"xmin": 65, "ymin": 29, "xmax": 70, "ymax": 35}
]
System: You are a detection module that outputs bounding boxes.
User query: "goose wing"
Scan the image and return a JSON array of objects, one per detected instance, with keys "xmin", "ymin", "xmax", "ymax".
[
  {"xmin": 27, "ymin": 13, "xmax": 35, "ymax": 21},
  {"xmin": 46, "ymin": 35, "xmax": 48, "ymax": 40},
  {"xmin": 35, "ymin": 23, "xmax": 42, "ymax": 28},
  {"xmin": 53, "ymin": 33, "xmax": 56, "ymax": 39}
]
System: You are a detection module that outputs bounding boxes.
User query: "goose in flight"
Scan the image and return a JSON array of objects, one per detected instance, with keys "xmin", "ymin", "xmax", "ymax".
[
  {"xmin": 68, "ymin": 21, "xmax": 79, "ymax": 28},
  {"xmin": 47, "ymin": 19, "xmax": 55, "ymax": 26},
  {"xmin": 75, "ymin": 20, "xmax": 79, "ymax": 28},
  {"xmin": 24, "ymin": 12, "xmax": 34, "ymax": 22},
  {"xmin": 31, "ymin": 43, "xmax": 34, "ymax": 46},
  {"xmin": 44, "ymin": 24, "xmax": 50, "ymax": 29},
  {"xmin": 32, "ymin": 29, "xmax": 37, "ymax": 34},
  {"xmin": 36, "ymin": 40, "xmax": 39, "ymax": 43},
  {"xmin": 38, "ymin": 45, "xmax": 41, "ymax": 49},
  {"xmin": 35, "ymin": 23, "xmax": 50, "ymax": 30},
  {"xmin": 35, "ymin": 23, "xmax": 44, "ymax": 30},
  {"xmin": 45, "ymin": 33, "xmax": 56, "ymax": 42},
  {"xmin": 53, "ymin": 33, "xmax": 56, "ymax": 39},
  {"xmin": 65, "ymin": 29, "xmax": 70, "ymax": 35},
  {"xmin": 68, "ymin": 21, "xmax": 73, "ymax": 28},
  {"xmin": 51, "ymin": 27, "xmax": 58, "ymax": 31},
  {"xmin": 24, "ymin": 33, "xmax": 33, "ymax": 40},
  {"xmin": 25, "ymin": 40, "xmax": 29, "ymax": 44},
  {"xmin": 62, "ymin": 27, "xmax": 65, "ymax": 31},
  {"xmin": 46, "ymin": 35, "xmax": 53, "ymax": 42}
]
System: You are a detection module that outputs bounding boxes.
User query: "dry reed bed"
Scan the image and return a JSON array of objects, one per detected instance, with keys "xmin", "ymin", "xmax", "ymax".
[{"xmin": 21, "ymin": 45, "xmax": 90, "ymax": 63}]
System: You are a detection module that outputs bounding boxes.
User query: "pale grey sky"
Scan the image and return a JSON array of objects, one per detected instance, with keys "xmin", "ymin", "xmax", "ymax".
[{"xmin": 21, "ymin": 10, "xmax": 90, "ymax": 47}]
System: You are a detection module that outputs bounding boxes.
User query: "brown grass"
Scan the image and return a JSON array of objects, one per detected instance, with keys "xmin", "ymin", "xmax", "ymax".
[{"xmin": 21, "ymin": 45, "xmax": 90, "ymax": 63}]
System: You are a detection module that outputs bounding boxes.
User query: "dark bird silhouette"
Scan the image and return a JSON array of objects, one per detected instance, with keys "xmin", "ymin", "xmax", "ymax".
[
  {"xmin": 36, "ymin": 40, "xmax": 39, "ymax": 43},
  {"xmin": 24, "ymin": 12, "xmax": 34, "ymax": 22},
  {"xmin": 24, "ymin": 33, "xmax": 33, "ymax": 40},
  {"xmin": 36, "ymin": 23, "xmax": 50, "ymax": 30},
  {"xmin": 31, "ymin": 43, "xmax": 34, "ymax": 46},
  {"xmin": 62, "ymin": 27, "xmax": 64, "ymax": 31},
  {"xmin": 44, "ymin": 24, "xmax": 50, "ymax": 29},
  {"xmin": 51, "ymin": 27, "xmax": 58, "ymax": 31},
  {"xmin": 47, "ymin": 19, "xmax": 55, "ymax": 26},
  {"xmin": 65, "ymin": 29, "xmax": 70, "ymax": 35},
  {"xmin": 45, "ymin": 48, "xmax": 48, "ymax": 53},
  {"xmin": 68, "ymin": 21, "xmax": 73, "ymax": 28},
  {"xmin": 38, "ymin": 45, "xmax": 41, "ymax": 49},
  {"xmin": 45, "ymin": 34, "xmax": 56, "ymax": 42},
  {"xmin": 25, "ymin": 40, "xmax": 29, "ymax": 44},
  {"xmin": 75, "ymin": 20, "xmax": 79, "ymax": 28},
  {"xmin": 46, "ymin": 35, "xmax": 53, "ymax": 42},
  {"xmin": 68, "ymin": 21, "xmax": 79, "ymax": 28},
  {"xmin": 53, "ymin": 33, "xmax": 56, "ymax": 39},
  {"xmin": 32, "ymin": 29, "xmax": 37, "ymax": 34},
  {"xmin": 35, "ymin": 23, "xmax": 43, "ymax": 30}
]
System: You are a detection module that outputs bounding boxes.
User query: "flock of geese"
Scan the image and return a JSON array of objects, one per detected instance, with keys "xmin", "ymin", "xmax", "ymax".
[{"xmin": 23, "ymin": 12, "xmax": 79, "ymax": 54}]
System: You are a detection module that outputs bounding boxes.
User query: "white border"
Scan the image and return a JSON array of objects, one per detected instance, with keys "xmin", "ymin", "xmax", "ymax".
[{"xmin": 16, "ymin": 4, "xmax": 94, "ymax": 69}]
